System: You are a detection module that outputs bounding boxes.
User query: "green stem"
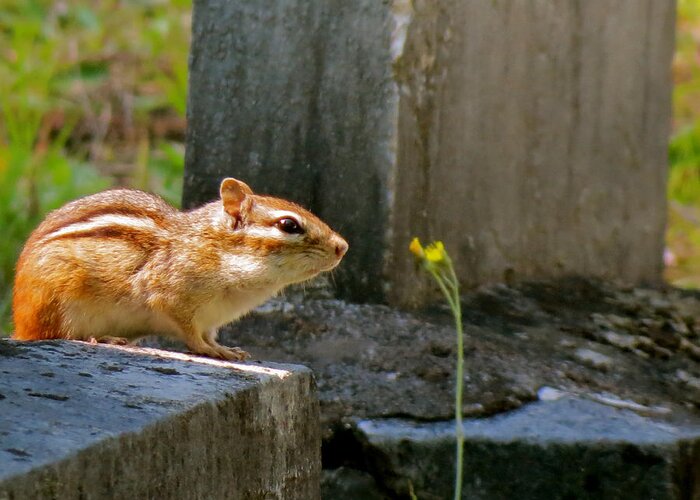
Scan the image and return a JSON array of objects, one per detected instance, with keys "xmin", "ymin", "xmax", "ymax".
[
  {"xmin": 453, "ymin": 292, "xmax": 464, "ymax": 500},
  {"xmin": 429, "ymin": 267, "xmax": 464, "ymax": 500},
  {"xmin": 429, "ymin": 270, "xmax": 457, "ymax": 312}
]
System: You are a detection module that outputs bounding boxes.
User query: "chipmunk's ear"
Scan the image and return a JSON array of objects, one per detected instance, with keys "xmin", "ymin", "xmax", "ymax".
[{"xmin": 220, "ymin": 178, "xmax": 253, "ymax": 221}]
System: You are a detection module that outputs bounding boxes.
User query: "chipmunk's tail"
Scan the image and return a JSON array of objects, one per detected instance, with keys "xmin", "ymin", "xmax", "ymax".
[{"xmin": 12, "ymin": 255, "xmax": 67, "ymax": 341}]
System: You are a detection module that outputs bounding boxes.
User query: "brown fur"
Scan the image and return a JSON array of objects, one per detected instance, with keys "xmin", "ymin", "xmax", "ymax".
[{"xmin": 12, "ymin": 179, "xmax": 348, "ymax": 360}]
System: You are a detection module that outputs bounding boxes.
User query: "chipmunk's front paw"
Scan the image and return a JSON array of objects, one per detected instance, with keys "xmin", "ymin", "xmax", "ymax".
[
  {"xmin": 215, "ymin": 345, "xmax": 250, "ymax": 361},
  {"xmin": 186, "ymin": 335, "xmax": 251, "ymax": 361}
]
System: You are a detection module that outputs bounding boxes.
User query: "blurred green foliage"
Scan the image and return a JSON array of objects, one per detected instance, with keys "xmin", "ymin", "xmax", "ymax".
[
  {"xmin": 0, "ymin": 0, "xmax": 191, "ymax": 334},
  {"xmin": 669, "ymin": 126, "xmax": 700, "ymax": 205},
  {"xmin": 667, "ymin": 0, "xmax": 700, "ymax": 287}
]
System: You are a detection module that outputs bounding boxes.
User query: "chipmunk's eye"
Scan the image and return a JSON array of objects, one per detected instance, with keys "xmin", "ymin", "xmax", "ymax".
[{"xmin": 276, "ymin": 217, "xmax": 304, "ymax": 235}]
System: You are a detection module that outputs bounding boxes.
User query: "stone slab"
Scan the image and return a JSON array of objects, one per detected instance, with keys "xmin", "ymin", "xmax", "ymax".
[
  {"xmin": 190, "ymin": 280, "xmax": 700, "ymax": 499},
  {"xmin": 352, "ymin": 397, "xmax": 700, "ymax": 499},
  {"xmin": 184, "ymin": 0, "xmax": 675, "ymax": 305},
  {"xmin": 217, "ymin": 281, "xmax": 700, "ymax": 426},
  {"xmin": 0, "ymin": 340, "xmax": 320, "ymax": 500}
]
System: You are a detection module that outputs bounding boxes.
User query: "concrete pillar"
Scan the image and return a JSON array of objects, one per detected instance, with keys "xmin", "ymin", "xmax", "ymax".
[{"xmin": 184, "ymin": 0, "xmax": 675, "ymax": 305}]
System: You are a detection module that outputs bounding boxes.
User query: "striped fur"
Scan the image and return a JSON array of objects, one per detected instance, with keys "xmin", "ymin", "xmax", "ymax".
[{"xmin": 12, "ymin": 179, "xmax": 348, "ymax": 360}]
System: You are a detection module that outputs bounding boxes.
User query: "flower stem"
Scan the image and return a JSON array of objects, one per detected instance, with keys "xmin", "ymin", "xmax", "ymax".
[
  {"xmin": 453, "ymin": 294, "xmax": 464, "ymax": 500},
  {"xmin": 408, "ymin": 238, "xmax": 465, "ymax": 499},
  {"xmin": 430, "ymin": 267, "xmax": 464, "ymax": 500}
]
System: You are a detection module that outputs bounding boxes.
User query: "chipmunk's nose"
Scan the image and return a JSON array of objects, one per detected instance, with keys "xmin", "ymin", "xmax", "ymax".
[{"xmin": 334, "ymin": 237, "xmax": 349, "ymax": 258}]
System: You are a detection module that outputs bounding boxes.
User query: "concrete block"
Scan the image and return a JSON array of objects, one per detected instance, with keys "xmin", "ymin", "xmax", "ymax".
[
  {"xmin": 353, "ymin": 397, "xmax": 700, "ymax": 500},
  {"xmin": 184, "ymin": 0, "xmax": 675, "ymax": 305},
  {"xmin": 206, "ymin": 282, "xmax": 700, "ymax": 499},
  {"xmin": 0, "ymin": 340, "xmax": 320, "ymax": 500}
]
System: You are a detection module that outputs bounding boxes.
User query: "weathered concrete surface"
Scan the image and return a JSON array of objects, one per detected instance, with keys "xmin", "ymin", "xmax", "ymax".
[
  {"xmin": 232, "ymin": 279, "xmax": 700, "ymax": 498},
  {"xmin": 185, "ymin": 0, "xmax": 395, "ymax": 302},
  {"xmin": 321, "ymin": 467, "xmax": 385, "ymax": 500},
  {"xmin": 184, "ymin": 0, "xmax": 675, "ymax": 305},
  {"xmin": 0, "ymin": 340, "xmax": 320, "ymax": 500},
  {"xmin": 213, "ymin": 279, "xmax": 700, "ymax": 427},
  {"xmin": 351, "ymin": 397, "xmax": 700, "ymax": 499},
  {"xmin": 138, "ymin": 278, "xmax": 700, "ymax": 498}
]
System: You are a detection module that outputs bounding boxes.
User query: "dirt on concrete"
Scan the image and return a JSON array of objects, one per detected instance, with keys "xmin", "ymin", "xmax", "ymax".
[
  {"xmin": 139, "ymin": 277, "xmax": 700, "ymax": 498},
  {"xmin": 184, "ymin": 277, "xmax": 698, "ymax": 433},
  {"xmin": 143, "ymin": 278, "xmax": 700, "ymax": 435}
]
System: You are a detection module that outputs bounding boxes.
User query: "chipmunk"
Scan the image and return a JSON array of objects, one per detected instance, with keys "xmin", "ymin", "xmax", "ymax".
[{"xmin": 11, "ymin": 178, "xmax": 348, "ymax": 360}]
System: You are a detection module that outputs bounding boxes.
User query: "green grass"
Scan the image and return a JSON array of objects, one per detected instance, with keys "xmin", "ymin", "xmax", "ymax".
[
  {"xmin": 666, "ymin": 0, "xmax": 700, "ymax": 287},
  {"xmin": 0, "ymin": 0, "xmax": 190, "ymax": 335}
]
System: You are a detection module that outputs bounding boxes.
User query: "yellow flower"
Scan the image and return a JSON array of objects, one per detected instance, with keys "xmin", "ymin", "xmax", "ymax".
[
  {"xmin": 425, "ymin": 241, "xmax": 447, "ymax": 264},
  {"xmin": 409, "ymin": 237, "xmax": 425, "ymax": 259}
]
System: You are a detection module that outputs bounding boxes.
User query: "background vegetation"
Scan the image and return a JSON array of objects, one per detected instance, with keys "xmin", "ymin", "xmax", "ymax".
[
  {"xmin": 0, "ymin": 0, "xmax": 189, "ymax": 334},
  {"xmin": 667, "ymin": 0, "xmax": 700, "ymax": 287},
  {"xmin": 0, "ymin": 0, "xmax": 699, "ymax": 334}
]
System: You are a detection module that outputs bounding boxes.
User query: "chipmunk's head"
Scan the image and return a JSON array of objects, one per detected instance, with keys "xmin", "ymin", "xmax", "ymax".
[{"xmin": 219, "ymin": 177, "xmax": 348, "ymax": 285}]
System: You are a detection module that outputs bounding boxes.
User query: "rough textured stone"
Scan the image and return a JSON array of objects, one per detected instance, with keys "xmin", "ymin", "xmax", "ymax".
[
  {"xmin": 184, "ymin": 0, "xmax": 675, "ymax": 305},
  {"xmin": 321, "ymin": 468, "xmax": 386, "ymax": 500},
  {"xmin": 134, "ymin": 279, "xmax": 700, "ymax": 498},
  {"xmin": 352, "ymin": 397, "xmax": 700, "ymax": 499},
  {"xmin": 573, "ymin": 348, "xmax": 614, "ymax": 372},
  {"xmin": 206, "ymin": 279, "xmax": 700, "ymax": 428},
  {"xmin": 0, "ymin": 340, "xmax": 320, "ymax": 500}
]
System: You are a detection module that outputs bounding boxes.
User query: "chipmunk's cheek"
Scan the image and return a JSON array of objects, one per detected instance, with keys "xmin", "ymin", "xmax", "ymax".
[
  {"xmin": 278, "ymin": 255, "xmax": 318, "ymax": 282},
  {"xmin": 305, "ymin": 268, "xmax": 320, "ymax": 278},
  {"xmin": 303, "ymin": 260, "xmax": 325, "ymax": 277}
]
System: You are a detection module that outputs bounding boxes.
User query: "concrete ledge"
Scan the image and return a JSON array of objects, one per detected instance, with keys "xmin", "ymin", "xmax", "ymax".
[
  {"xmin": 0, "ymin": 340, "xmax": 320, "ymax": 499},
  {"xmin": 347, "ymin": 397, "xmax": 700, "ymax": 499}
]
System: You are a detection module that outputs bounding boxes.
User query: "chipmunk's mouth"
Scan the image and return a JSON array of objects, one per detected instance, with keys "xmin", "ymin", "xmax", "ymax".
[
  {"xmin": 302, "ymin": 259, "xmax": 340, "ymax": 278},
  {"xmin": 299, "ymin": 245, "xmax": 346, "ymax": 276},
  {"xmin": 308, "ymin": 262, "xmax": 337, "ymax": 276},
  {"xmin": 321, "ymin": 255, "xmax": 344, "ymax": 272}
]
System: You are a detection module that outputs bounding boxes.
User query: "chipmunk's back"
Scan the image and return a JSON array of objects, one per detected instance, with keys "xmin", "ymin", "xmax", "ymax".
[
  {"xmin": 29, "ymin": 189, "xmax": 177, "ymax": 242},
  {"xmin": 12, "ymin": 189, "xmax": 178, "ymax": 341}
]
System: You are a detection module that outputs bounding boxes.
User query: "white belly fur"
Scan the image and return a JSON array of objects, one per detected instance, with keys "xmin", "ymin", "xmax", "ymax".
[
  {"xmin": 63, "ymin": 300, "xmax": 181, "ymax": 340},
  {"xmin": 193, "ymin": 287, "xmax": 280, "ymax": 333},
  {"xmin": 61, "ymin": 286, "xmax": 279, "ymax": 341}
]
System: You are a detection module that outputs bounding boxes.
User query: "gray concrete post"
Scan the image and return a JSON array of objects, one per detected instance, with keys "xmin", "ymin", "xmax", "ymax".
[{"xmin": 184, "ymin": 0, "xmax": 675, "ymax": 305}]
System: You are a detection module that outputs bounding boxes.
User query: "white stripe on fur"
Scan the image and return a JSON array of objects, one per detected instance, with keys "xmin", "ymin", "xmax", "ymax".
[{"xmin": 44, "ymin": 214, "xmax": 159, "ymax": 240}]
